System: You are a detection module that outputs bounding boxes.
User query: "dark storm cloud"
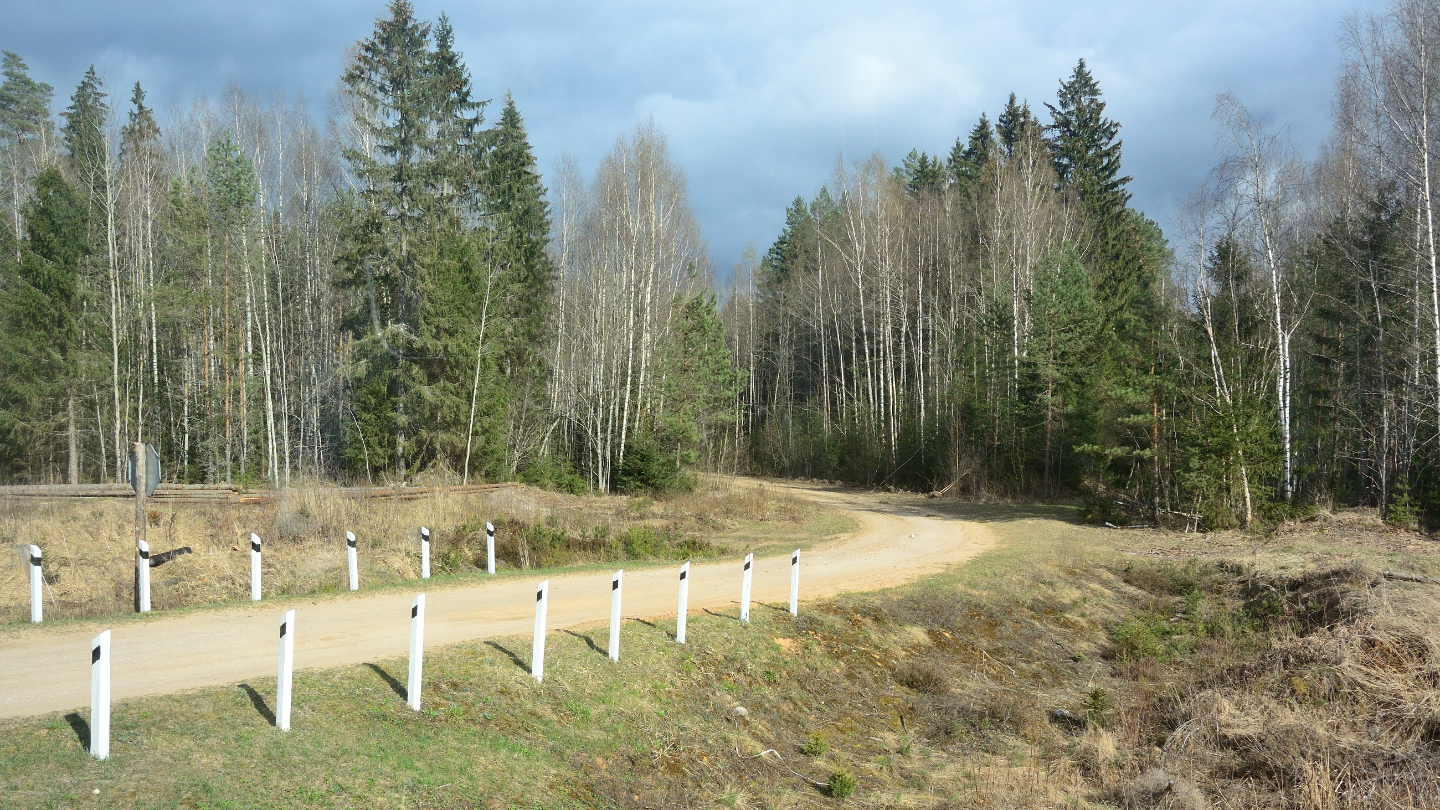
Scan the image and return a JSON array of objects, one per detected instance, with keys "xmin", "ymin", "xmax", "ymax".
[{"xmin": 5, "ymin": 0, "xmax": 1388, "ymax": 274}]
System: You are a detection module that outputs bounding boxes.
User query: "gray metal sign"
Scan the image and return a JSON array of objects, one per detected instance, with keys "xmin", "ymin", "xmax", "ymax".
[{"xmin": 127, "ymin": 443, "xmax": 161, "ymax": 496}]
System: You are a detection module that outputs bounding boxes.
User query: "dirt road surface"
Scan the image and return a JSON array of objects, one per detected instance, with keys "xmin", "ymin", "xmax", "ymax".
[{"xmin": 0, "ymin": 482, "xmax": 993, "ymax": 719}]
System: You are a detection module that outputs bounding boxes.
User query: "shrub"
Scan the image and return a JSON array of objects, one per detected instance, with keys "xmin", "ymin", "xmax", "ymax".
[
  {"xmin": 827, "ymin": 770, "xmax": 857, "ymax": 799},
  {"xmin": 802, "ymin": 732, "xmax": 828, "ymax": 756},
  {"xmin": 892, "ymin": 659, "xmax": 948, "ymax": 693}
]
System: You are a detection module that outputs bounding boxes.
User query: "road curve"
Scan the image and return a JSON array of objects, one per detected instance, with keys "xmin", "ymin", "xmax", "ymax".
[{"xmin": 0, "ymin": 482, "xmax": 993, "ymax": 719}]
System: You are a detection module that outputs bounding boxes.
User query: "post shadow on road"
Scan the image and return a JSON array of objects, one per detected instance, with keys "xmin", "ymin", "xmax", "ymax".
[
  {"xmin": 64, "ymin": 712, "xmax": 89, "ymax": 751},
  {"xmin": 629, "ymin": 617, "xmax": 674, "ymax": 641},
  {"xmin": 759, "ymin": 601, "xmax": 791, "ymax": 615},
  {"xmin": 237, "ymin": 683, "xmax": 275, "ymax": 725},
  {"xmin": 363, "ymin": 663, "xmax": 407, "ymax": 702},
  {"xmin": 561, "ymin": 629, "xmax": 605, "ymax": 657},
  {"xmin": 485, "ymin": 640, "xmax": 529, "ymax": 673}
]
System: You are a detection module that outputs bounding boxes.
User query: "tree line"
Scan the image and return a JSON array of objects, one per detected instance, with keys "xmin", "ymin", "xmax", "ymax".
[
  {"xmin": 8, "ymin": 0, "xmax": 1440, "ymax": 529},
  {"xmin": 0, "ymin": 0, "xmax": 738, "ymax": 492},
  {"xmin": 735, "ymin": 0, "xmax": 1440, "ymax": 529}
]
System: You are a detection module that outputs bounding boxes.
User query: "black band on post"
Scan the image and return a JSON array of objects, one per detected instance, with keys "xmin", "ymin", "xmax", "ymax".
[
  {"xmin": 411, "ymin": 605, "xmax": 418, "ymax": 618},
  {"xmin": 280, "ymin": 623, "xmax": 287, "ymax": 638},
  {"xmin": 537, "ymin": 590, "xmax": 543, "ymax": 602},
  {"xmin": 347, "ymin": 539, "xmax": 356, "ymax": 548},
  {"xmin": 744, "ymin": 561, "xmax": 751, "ymax": 570},
  {"xmin": 139, "ymin": 549, "xmax": 149, "ymax": 559},
  {"xmin": 31, "ymin": 555, "xmax": 41, "ymax": 566},
  {"xmin": 251, "ymin": 541, "xmax": 261, "ymax": 553},
  {"xmin": 680, "ymin": 570, "xmax": 687, "ymax": 580},
  {"xmin": 92, "ymin": 646, "xmax": 101, "ymax": 664},
  {"xmin": 792, "ymin": 554, "xmax": 798, "ymax": 564},
  {"xmin": 612, "ymin": 579, "xmax": 619, "ymax": 590}
]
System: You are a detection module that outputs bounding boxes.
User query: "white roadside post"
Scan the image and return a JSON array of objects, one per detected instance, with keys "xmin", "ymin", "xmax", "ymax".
[
  {"xmin": 277, "ymin": 609, "xmax": 295, "ymax": 731},
  {"xmin": 532, "ymin": 580, "xmax": 549, "ymax": 682},
  {"xmin": 346, "ymin": 531, "xmax": 359, "ymax": 591},
  {"xmin": 90, "ymin": 629, "xmax": 110, "ymax": 759},
  {"xmin": 790, "ymin": 549, "xmax": 800, "ymax": 616},
  {"xmin": 608, "ymin": 570, "xmax": 623, "ymax": 662},
  {"xmin": 486, "ymin": 522, "xmax": 496, "ymax": 574},
  {"xmin": 420, "ymin": 527, "xmax": 431, "ymax": 579},
  {"xmin": 676, "ymin": 562, "xmax": 690, "ymax": 644},
  {"xmin": 250, "ymin": 534, "xmax": 262, "ymax": 602},
  {"xmin": 29, "ymin": 545, "xmax": 42, "ymax": 623},
  {"xmin": 740, "ymin": 553, "xmax": 753, "ymax": 624},
  {"xmin": 408, "ymin": 594, "xmax": 426, "ymax": 711},
  {"xmin": 136, "ymin": 538, "xmax": 151, "ymax": 613}
]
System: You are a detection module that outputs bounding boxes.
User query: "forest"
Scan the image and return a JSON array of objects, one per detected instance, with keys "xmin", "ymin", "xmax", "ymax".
[{"xmin": 4, "ymin": 0, "xmax": 1440, "ymax": 530}]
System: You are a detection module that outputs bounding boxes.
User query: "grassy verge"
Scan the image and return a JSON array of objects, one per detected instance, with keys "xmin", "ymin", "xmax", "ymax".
[
  {"xmin": 2, "ymin": 499, "xmax": 1436, "ymax": 808},
  {"xmin": 0, "ymin": 479, "xmax": 845, "ymax": 626}
]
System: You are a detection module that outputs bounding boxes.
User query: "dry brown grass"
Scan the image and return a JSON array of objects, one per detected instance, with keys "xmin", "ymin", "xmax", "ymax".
[{"xmin": 0, "ymin": 478, "xmax": 821, "ymax": 624}]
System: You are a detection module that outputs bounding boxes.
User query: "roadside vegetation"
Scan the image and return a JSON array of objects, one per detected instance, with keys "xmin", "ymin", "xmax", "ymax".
[
  {"xmin": 3, "ymin": 495, "xmax": 1434, "ymax": 808},
  {"xmin": 0, "ymin": 479, "xmax": 832, "ymax": 625}
]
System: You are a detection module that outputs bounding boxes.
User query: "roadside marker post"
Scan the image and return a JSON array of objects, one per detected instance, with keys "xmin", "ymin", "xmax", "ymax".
[
  {"xmin": 29, "ymin": 545, "xmax": 42, "ymax": 623},
  {"xmin": 250, "ymin": 534, "xmax": 262, "ymax": 601},
  {"xmin": 277, "ymin": 610, "xmax": 295, "ymax": 731},
  {"xmin": 136, "ymin": 538, "xmax": 151, "ymax": 613},
  {"xmin": 486, "ymin": 522, "xmax": 495, "ymax": 574},
  {"xmin": 790, "ymin": 550, "xmax": 800, "ymax": 616},
  {"xmin": 90, "ymin": 630, "xmax": 110, "ymax": 759},
  {"xmin": 420, "ymin": 527, "xmax": 431, "ymax": 579},
  {"xmin": 676, "ymin": 563, "xmax": 690, "ymax": 644},
  {"xmin": 408, "ymin": 594, "xmax": 426, "ymax": 711},
  {"xmin": 740, "ymin": 553, "xmax": 753, "ymax": 624},
  {"xmin": 346, "ymin": 532, "xmax": 359, "ymax": 591},
  {"xmin": 609, "ymin": 570, "xmax": 622, "ymax": 662},
  {"xmin": 532, "ymin": 580, "xmax": 549, "ymax": 682}
]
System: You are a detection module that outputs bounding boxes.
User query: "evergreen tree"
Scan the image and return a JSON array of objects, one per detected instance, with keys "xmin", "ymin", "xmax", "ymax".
[
  {"xmin": 1046, "ymin": 59, "xmax": 1130, "ymax": 205},
  {"xmin": 483, "ymin": 93, "xmax": 556, "ymax": 379},
  {"xmin": 1022, "ymin": 247, "xmax": 1101, "ymax": 496},
  {"xmin": 1, "ymin": 52, "xmax": 54, "ymax": 260},
  {"xmin": 996, "ymin": 93, "xmax": 1035, "ymax": 159},
  {"xmin": 0, "ymin": 168, "xmax": 87, "ymax": 477},
  {"xmin": 338, "ymin": 0, "xmax": 488, "ymax": 480},
  {"xmin": 895, "ymin": 149, "xmax": 944, "ymax": 195},
  {"xmin": 948, "ymin": 113, "xmax": 993, "ymax": 193},
  {"xmin": 61, "ymin": 67, "xmax": 109, "ymax": 232}
]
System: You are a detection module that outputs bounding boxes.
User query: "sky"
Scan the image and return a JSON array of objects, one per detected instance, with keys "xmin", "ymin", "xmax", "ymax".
[{"xmin": 5, "ymin": 0, "xmax": 1388, "ymax": 278}]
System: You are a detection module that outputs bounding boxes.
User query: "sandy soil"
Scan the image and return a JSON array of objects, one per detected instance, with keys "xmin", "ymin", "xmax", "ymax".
[{"xmin": 0, "ymin": 481, "xmax": 993, "ymax": 719}]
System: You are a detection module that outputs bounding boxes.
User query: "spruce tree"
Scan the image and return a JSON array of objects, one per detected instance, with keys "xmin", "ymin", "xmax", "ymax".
[
  {"xmin": 948, "ymin": 113, "xmax": 993, "ymax": 193},
  {"xmin": 61, "ymin": 67, "xmax": 109, "ymax": 232},
  {"xmin": 483, "ymin": 93, "xmax": 556, "ymax": 379},
  {"xmin": 996, "ymin": 93, "xmax": 1035, "ymax": 159},
  {"xmin": 0, "ymin": 169, "xmax": 87, "ymax": 478}
]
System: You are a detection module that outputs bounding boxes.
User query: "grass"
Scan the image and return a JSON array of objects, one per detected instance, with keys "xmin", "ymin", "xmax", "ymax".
[
  {"xmin": 2, "ymin": 493, "xmax": 1437, "ymax": 808},
  {"xmin": 0, "ymin": 478, "xmax": 845, "ymax": 626}
]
